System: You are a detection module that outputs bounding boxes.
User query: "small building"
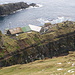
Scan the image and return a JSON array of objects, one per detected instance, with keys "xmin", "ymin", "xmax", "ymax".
[
  {"xmin": 6, "ymin": 25, "xmax": 42, "ymax": 35},
  {"xmin": 29, "ymin": 24, "xmax": 42, "ymax": 32},
  {"xmin": 22, "ymin": 25, "xmax": 42, "ymax": 33},
  {"xmin": 21, "ymin": 25, "xmax": 31, "ymax": 33},
  {"xmin": 7, "ymin": 27, "xmax": 23, "ymax": 35}
]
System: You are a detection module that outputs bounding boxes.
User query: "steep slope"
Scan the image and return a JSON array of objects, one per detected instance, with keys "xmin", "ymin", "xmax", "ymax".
[
  {"xmin": 0, "ymin": 51, "xmax": 75, "ymax": 75},
  {"xmin": 0, "ymin": 21, "xmax": 75, "ymax": 67}
]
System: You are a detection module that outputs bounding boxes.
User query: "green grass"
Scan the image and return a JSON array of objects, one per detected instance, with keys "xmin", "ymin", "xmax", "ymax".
[
  {"xmin": 1, "ymin": 21, "xmax": 75, "ymax": 75},
  {"xmin": 1, "ymin": 21, "xmax": 75, "ymax": 53},
  {"xmin": 0, "ymin": 51, "xmax": 75, "ymax": 75},
  {"xmin": 0, "ymin": 50, "xmax": 4, "ymax": 57}
]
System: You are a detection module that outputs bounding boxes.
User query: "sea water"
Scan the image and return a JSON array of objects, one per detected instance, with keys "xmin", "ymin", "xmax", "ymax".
[{"xmin": 0, "ymin": 0, "xmax": 75, "ymax": 33}]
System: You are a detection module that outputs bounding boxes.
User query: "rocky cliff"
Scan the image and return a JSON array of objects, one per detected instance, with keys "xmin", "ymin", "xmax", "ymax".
[
  {"xmin": 0, "ymin": 2, "xmax": 36, "ymax": 16},
  {"xmin": 0, "ymin": 21, "xmax": 75, "ymax": 67}
]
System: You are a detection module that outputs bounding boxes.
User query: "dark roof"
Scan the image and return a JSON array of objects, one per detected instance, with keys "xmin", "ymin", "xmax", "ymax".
[{"xmin": 7, "ymin": 27, "xmax": 23, "ymax": 35}]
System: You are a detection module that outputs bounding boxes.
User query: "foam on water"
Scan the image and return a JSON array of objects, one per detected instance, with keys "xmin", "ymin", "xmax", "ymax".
[
  {"xmin": 50, "ymin": 16, "xmax": 71, "ymax": 24},
  {"xmin": 0, "ymin": 0, "xmax": 75, "ymax": 33},
  {"xmin": 37, "ymin": 18, "xmax": 50, "ymax": 24},
  {"xmin": 28, "ymin": 4, "xmax": 43, "ymax": 9},
  {"xmin": 13, "ymin": 9, "xmax": 23, "ymax": 14},
  {"xmin": 37, "ymin": 17, "xmax": 71, "ymax": 24},
  {"xmin": 36, "ymin": 4, "xmax": 43, "ymax": 7}
]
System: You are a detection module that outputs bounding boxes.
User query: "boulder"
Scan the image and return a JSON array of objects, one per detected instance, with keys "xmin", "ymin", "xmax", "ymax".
[{"xmin": 29, "ymin": 3, "xmax": 36, "ymax": 7}]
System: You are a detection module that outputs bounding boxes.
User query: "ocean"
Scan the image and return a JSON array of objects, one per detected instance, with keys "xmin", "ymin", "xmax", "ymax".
[{"xmin": 0, "ymin": 0, "xmax": 75, "ymax": 33}]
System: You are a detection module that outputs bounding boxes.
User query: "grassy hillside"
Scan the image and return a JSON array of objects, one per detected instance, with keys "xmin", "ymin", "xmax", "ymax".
[
  {"xmin": 1, "ymin": 21, "xmax": 75, "ymax": 67},
  {"xmin": 0, "ymin": 51, "xmax": 75, "ymax": 75}
]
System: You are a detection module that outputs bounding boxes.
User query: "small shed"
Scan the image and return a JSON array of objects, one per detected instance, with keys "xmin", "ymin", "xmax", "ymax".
[
  {"xmin": 22, "ymin": 25, "xmax": 42, "ymax": 33},
  {"xmin": 29, "ymin": 24, "xmax": 42, "ymax": 32},
  {"xmin": 7, "ymin": 27, "xmax": 23, "ymax": 35},
  {"xmin": 21, "ymin": 25, "xmax": 31, "ymax": 32},
  {"xmin": 6, "ymin": 25, "xmax": 42, "ymax": 35}
]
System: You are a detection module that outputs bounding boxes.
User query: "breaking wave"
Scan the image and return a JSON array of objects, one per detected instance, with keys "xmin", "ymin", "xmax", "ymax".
[
  {"xmin": 50, "ymin": 16, "xmax": 71, "ymax": 24},
  {"xmin": 36, "ymin": 4, "xmax": 43, "ymax": 7},
  {"xmin": 28, "ymin": 4, "xmax": 43, "ymax": 9},
  {"xmin": 37, "ymin": 17, "xmax": 71, "ymax": 24},
  {"xmin": 13, "ymin": 9, "xmax": 23, "ymax": 13},
  {"xmin": 37, "ymin": 18, "xmax": 50, "ymax": 24}
]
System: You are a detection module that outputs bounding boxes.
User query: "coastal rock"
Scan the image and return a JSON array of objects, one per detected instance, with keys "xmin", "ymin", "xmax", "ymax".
[
  {"xmin": 0, "ymin": 2, "xmax": 37, "ymax": 16},
  {"xmin": 29, "ymin": 3, "xmax": 38, "ymax": 7}
]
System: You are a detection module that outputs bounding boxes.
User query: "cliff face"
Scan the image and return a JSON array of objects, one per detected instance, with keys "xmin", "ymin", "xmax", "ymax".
[
  {"xmin": 0, "ymin": 21, "xmax": 75, "ymax": 67},
  {"xmin": 0, "ymin": 2, "xmax": 36, "ymax": 16},
  {"xmin": 0, "ymin": 31, "xmax": 3, "ymax": 47}
]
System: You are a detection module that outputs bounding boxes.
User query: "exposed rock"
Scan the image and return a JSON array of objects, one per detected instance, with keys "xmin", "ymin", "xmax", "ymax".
[
  {"xmin": 0, "ymin": 21, "xmax": 75, "ymax": 67},
  {"xmin": 0, "ymin": 31, "xmax": 3, "ymax": 47},
  {"xmin": 29, "ymin": 3, "xmax": 38, "ymax": 7},
  {"xmin": 44, "ymin": 23, "xmax": 51, "ymax": 27},
  {"xmin": 0, "ymin": 2, "xmax": 37, "ymax": 16}
]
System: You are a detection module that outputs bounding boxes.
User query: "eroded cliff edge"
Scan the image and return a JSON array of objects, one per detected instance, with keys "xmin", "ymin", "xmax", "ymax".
[
  {"xmin": 0, "ymin": 21, "xmax": 75, "ymax": 67},
  {"xmin": 0, "ymin": 2, "xmax": 36, "ymax": 16}
]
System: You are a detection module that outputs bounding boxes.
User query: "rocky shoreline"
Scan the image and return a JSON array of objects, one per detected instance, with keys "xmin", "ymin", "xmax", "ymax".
[{"xmin": 0, "ymin": 2, "xmax": 37, "ymax": 16}]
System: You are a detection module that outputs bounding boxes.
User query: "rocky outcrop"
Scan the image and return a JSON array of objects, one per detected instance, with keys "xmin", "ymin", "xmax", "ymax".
[
  {"xmin": 0, "ymin": 21, "xmax": 75, "ymax": 67},
  {"xmin": 0, "ymin": 31, "xmax": 3, "ymax": 47},
  {"xmin": 29, "ymin": 3, "xmax": 38, "ymax": 7},
  {"xmin": 0, "ymin": 32, "xmax": 75, "ymax": 67},
  {"xmin": 0, "ymin": 2, "xmax": 36, "ymax": 16}
]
